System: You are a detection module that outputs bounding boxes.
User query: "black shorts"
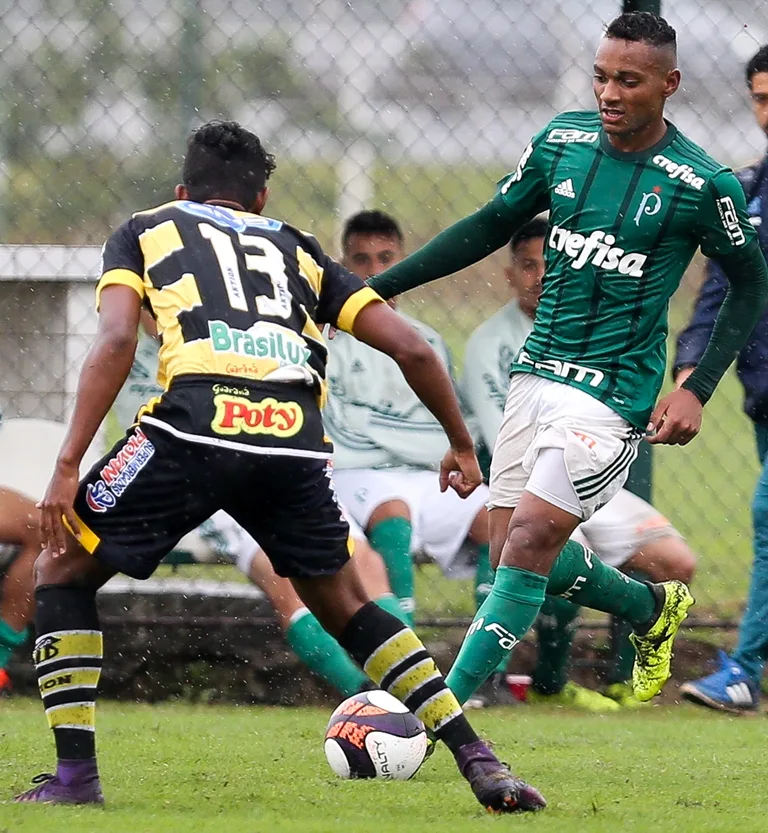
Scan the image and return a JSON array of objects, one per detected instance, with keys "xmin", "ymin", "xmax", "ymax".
[{"xmin": 72, "ymin": 423, "xmax": 351, "ymax": 580}]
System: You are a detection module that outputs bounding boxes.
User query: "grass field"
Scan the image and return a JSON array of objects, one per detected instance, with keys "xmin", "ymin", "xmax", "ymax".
[{"xmin": 1, "ymin": 699, "xmax": 765, "ymax": 833}]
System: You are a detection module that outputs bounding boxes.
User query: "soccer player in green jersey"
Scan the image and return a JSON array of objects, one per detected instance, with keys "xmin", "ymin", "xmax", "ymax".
[{"xmin": 370, "ymin": 12, "xmax": 768, "ymax": 709}]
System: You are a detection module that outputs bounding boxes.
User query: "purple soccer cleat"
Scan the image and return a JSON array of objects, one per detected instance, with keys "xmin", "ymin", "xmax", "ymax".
[
  {"xmin": 13, "ymin": 759, "xmax": 104, "ymax": 805},
  {"xmin": 456, "ymin": 740, "xmax": 546, "ymax": 814}
]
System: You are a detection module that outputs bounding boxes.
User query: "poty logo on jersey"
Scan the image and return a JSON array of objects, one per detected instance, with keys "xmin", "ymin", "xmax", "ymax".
[
  {"xmin": 210, "ymin": 394, "xmax": 304, "ymax": 437},
  {"xmin": 209, "ymin": 320, "xmax": 312, "ymax": 367},
  {"xmin": 548, "ymin": 225, "xmax": 648, "ymax": 276},
  {"xmin": 652, "ymin": 155, "xmax": 705, "ymax": 190},
  {"xmin": 86, "ymin": 428, "xmax": 156, "ymax": 513},
  {"xmin": 546, "ymin": 128, "xmax": 599, "ymax": 144},
  {"xmin": 716, "ymin": 196, "xmax": 746, "ymax": 247}
]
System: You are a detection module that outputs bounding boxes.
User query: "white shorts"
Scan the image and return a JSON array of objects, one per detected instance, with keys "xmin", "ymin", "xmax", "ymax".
[
  {"xmin": 194, "ymin": 506, "xmax": 366, "ymax": 576},
  {"xmin": 571, "ymin": 487, "xmax": 684, "ymax": 569},
  {"xmin": 332, "ymin": 468, "xmax": 489, "ymax": 575},
  {"xmin": 489, "ymin": 374, "xmax": 642, "ymax": 520}
]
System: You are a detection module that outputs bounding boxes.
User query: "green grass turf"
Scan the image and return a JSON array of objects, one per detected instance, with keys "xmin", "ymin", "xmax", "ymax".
[{"xmin": 1, "ymin": 699, "xmax": 765, "ymax": 832}]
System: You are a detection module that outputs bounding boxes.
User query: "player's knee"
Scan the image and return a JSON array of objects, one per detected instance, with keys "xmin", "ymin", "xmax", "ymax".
[
  {"xmin": 34, "ymin": 544, "xmax": 102, "ymax": 589},
  {"xmin": 502, "ymin": 516, "xmax": 566, "ymax": 568},
  {"xmin": 629, "ymin": 539, "xmax": 697, "ymax": 584},
  {"xmin": 368, "ymin": 500, "xmax": 411, "ymax": 529}
]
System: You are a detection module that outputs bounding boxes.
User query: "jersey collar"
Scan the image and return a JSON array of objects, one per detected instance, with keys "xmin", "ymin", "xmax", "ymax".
[{"xmin": 599, "ymin": 119, "xmax": 678, "ymax": 162}]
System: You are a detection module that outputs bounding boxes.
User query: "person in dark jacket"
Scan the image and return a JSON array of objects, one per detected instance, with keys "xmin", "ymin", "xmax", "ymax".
[{"xmin": 674, "ymin": 44, "xmax": 768, "ymax": 712}]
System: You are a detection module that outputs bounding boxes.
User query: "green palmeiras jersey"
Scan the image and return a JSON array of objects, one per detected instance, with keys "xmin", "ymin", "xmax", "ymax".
[{"xmin": 498, "ymin": 111, "xmax": 757, "ymax": 428}]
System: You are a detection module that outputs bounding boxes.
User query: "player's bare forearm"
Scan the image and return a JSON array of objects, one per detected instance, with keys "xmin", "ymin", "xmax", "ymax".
[
  {"xmin": 57, "ymin": 284, "xmax": 143, "ymax": 469},
  {"xmin": 57, "ymin": 336, "xmax": 137, "ymax": 468}
]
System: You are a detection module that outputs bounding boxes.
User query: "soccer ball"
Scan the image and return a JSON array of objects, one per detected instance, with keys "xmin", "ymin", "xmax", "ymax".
[{"xmin": 324, "ymin": 690, "xmax": 428, "ymax": 780}]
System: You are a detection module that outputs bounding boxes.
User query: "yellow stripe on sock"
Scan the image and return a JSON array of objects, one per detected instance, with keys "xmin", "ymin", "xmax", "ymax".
[
  {"xmin": 415, "ymin": 689, "xmax": 463, "ymax": 732},
  {"xmin": 388, "ymin": 658, "xmax": 441, "ymax": 704},
  {"xmin": 363, "ymin": 629, "xmax": 423, "ymax": 683},
  {"xmin": 34, "ymin": 630, "xmax": 103, "ymax": 668},
  {"xmin": 38, "ymin": 667, "xmax": 101, "ymax": 696},
  {"xmin": 45, "ymin": 701, "xmax": 96, "ymax": 730}
]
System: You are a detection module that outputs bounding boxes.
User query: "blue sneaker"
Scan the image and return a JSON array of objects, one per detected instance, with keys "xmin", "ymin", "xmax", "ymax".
[{"xmin": 679, "ymin": 650, "xmax": 759, "ymax": 714}]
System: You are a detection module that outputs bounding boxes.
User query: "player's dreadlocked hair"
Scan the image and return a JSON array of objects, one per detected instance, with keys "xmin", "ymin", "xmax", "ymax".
[
  {"xmin": 605, "ymin": 11, "xmax": 677, "ymax": 56},
  {"xmin": 182, "ymin": 120, "xmax": 277, "ymax": 208},
  {"xmin": 746, "ymin": 45, "xmax": 768, "ymax": 87},
  {"xmin": 510, "ymin": 217, "xmax": 549, "ymax": 253},
  {"xmin": 342, "ymin": 210, "xmax": 404, "ymax": 251}
]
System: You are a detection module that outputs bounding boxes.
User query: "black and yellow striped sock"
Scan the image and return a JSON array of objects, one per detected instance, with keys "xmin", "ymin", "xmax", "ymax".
[
  {"xmin": 337, "ymin": 602, "xmax": 478, "ymax": 754},
  {"xmin": 34, "ymin": 586, "xmax": 103, "ymax": 760}
]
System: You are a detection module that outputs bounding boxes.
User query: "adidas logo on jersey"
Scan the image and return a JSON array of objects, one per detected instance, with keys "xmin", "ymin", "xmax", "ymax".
[
  {"xmin": 548, "ymin": 225, "xmax": 648, "ymax": 276},
  {"xmin": 554, "ymin": 178, "xmax": 576, "ymax": 198}
]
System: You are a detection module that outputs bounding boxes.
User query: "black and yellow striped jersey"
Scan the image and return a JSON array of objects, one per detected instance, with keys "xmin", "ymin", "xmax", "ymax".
[{"xmin": 98, "ymin": 200, "xmax": 379, "ymax": 402}]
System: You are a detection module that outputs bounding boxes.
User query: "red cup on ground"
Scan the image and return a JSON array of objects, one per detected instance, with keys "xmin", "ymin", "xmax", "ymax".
[{"xmin": 505, "ymin": 674, "xmax": 532, "ymax": 702}]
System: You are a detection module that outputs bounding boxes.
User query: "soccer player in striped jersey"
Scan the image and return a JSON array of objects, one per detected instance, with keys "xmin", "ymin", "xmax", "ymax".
[
  {"xmin": 371, "ymin": 12, "xmax": 768, "ymax": 710},
  {"xmin": 112, "ymin": 311, "xmax": 408, "ymax": 701},
  {"xmin": 462, "ymin": 218, "xmax": 697, "ymax": 710},
  {"xmin": 14, "ymin": 121, "xmax": 544, "ymax": 813}
]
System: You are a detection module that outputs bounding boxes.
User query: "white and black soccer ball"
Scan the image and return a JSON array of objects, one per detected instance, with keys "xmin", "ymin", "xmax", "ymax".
[{"xmin": 324, "ymin": 690, "xmax": 428, "ymax": 781}]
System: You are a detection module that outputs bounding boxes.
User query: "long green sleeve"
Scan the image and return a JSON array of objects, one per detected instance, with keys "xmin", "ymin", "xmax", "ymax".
[
  {"xmin": 369, "ymin": 193, "xmax": 526, "ymax": 300},
  {"xmin": 682, "ymin": 239, "xmax": 768, "ymax": 405}
]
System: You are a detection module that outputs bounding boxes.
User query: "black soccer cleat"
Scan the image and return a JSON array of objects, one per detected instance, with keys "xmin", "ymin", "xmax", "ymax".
[{"xmin": 456, "ymin": 740, "xmax": 546, "ymax": 813}]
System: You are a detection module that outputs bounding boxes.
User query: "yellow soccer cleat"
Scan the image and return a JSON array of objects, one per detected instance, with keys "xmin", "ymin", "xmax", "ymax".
[
  {"xmin": 527, "ymin": 681, "xmax": 620, "ymax": 712},
  {"xmin": 603, "ymin": 681, "xmax": 648, "ymax": 709},
  {"xmin": 630, "ymin": 581, "xmax": 694, "ymax": 702}
]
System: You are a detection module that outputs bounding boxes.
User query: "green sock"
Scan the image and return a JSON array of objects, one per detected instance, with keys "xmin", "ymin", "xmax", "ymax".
[
  {"xmin": 547, "ymin": 540, "xmax": 656, "ymax": 627},
  {"xmin": 474, "ymin": 544, "xmax": 507, "ymax": 674},
  {"xmin": 446, "ymin": 566, "xmax": 547, "ymax": 705},
  {"xmin": 375, "ymin": 593, "xmax": 411, "ymax": 626},
  {"xmin": 285, "ymin": 609, "xmax": 369, "ymax": 697},
  {"xmin": 0, "ymin": 619, "xmax": 28, "ymax": 669},
  {"xmin": 369, "ymin": 517, "xmax": 415, "ymax": 624},
  {"xmin": 608, "ymin": 571, "xmax": 650, "ymax": 684},
  {"xmin": 531, "ymin": 595, "xmax": 581, "ymax": 695}
]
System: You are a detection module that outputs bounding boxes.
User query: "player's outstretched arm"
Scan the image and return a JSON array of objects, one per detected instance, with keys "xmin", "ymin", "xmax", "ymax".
[
  {"xmin": 350, "ymin": 300, "xmax": 482, "ymax": 497},
  {"xmin": 39, "ymin": 285, "xmax": 141, "ymax": 554},
  {"xmin": 649, "ymin": 242, "xmax": 768, "ymax": 446},
  {"xmin": 369, "ymin": 194, "xmax": 520, "ymax": 301}
]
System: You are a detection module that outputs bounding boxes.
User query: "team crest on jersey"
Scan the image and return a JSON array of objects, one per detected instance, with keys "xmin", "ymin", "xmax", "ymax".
[
  {"xmin": 634, "ymin": 188, "xmax": 663, "ymax": 226},
  {"xmin": 86, "ymin": 428, "xmax": 156, "ymax": 513},
  {"xmin": 210, "ymin": 395, "xmax": 304, "ymax": 437}
]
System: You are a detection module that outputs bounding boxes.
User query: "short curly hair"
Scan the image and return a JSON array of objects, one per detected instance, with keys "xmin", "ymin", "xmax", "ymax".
[
  {"xmin": 605, "ymin": 11, "xmax": 676, "ymax": 56},
  {"xmin": 182, "ymin": 120, "xmax": 276, "ymax": 207}
]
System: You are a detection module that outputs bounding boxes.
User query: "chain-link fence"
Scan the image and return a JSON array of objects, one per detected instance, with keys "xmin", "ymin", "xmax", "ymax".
[{"xmin": 1, "ymin": 0, "xmax": 767, "ymax": 622}]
